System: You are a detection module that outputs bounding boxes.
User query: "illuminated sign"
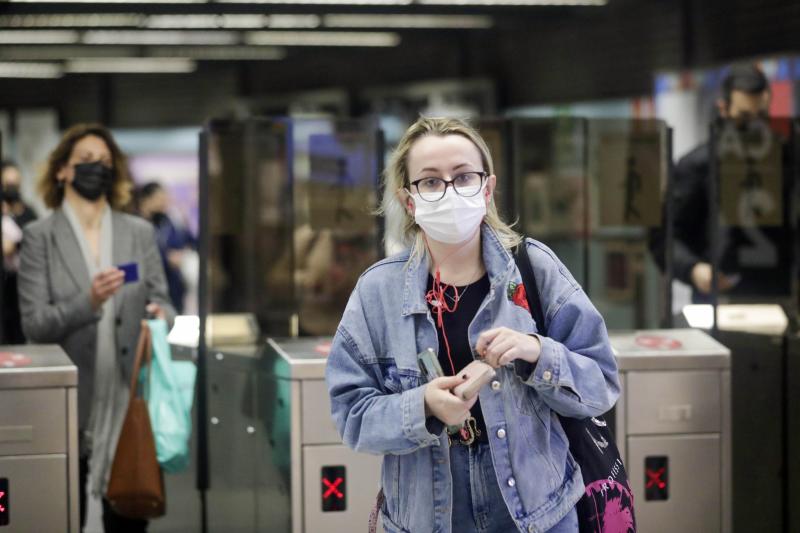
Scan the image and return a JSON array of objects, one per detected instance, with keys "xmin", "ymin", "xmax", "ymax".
[
  {"xmin": 0, "ymin": 478, "xmax": 8, "ymax": 526},
  {"xmin": 645, "ymin": 456, "xmax": 668, "ymax": 501},
  {"xmin": 321, "ymin": 466, "xmax": 346, "ymax": 512}
]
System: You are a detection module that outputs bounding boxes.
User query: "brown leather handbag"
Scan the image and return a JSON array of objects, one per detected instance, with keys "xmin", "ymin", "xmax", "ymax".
[{"xmin": 106, "ymin": 320, "xmax": 166, "ymax": 519}]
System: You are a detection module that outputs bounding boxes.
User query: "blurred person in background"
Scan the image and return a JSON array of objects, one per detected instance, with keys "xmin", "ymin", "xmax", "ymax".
[
  {"xmin": 670, "ymin": 64, "xmax": 772, "ymax": 300},
  {"xmin": 0, "ymin": 160, "xmax": 38, "ymax": 343},
  {"xmin": 17, "ymin": 124, "xmax": 174, "ymax": 533},
  {"xmin": 1, "ymin": 160, "xmax": 39, "ymax": 229},
  {"xmin": 136, "ymin": 181, "xmax": 195, "ymax": 314}
]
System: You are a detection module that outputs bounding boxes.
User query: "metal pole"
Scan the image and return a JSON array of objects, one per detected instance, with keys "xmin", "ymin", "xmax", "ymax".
[
  {"xmin": 665, "ymin": 126, "xmax": 675, "ymax": 328},
  {"xmin": 709, "ymin": 121, "xmax": 720, "ymax": 337},
  {"xmin": 0, "ymin": 134, "xmax": 5, "ymax": 343},
  {"xmin": 196, "ymin": 128, "xmax": 210, "ymax": 533}
]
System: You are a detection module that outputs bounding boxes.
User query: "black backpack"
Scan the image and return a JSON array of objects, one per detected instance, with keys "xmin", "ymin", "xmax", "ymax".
[{"xmin": 514, "ymin": 244, "xmax": 637, "ymax": 533}]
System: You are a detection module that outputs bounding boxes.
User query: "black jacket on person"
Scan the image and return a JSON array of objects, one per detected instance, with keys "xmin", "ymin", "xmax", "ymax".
[
  {"xmin": 651, "ymin": 140, "xmax": 794, "ymax": 302},
  {"xmin": 670, "ymin": 143, "xmax": 714, "ymax": 285}
]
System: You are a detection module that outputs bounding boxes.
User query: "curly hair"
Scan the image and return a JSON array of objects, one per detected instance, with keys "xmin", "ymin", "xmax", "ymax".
[{"xmin": 38, "ymin": 123, "xmax": 133, "ymax": 209}]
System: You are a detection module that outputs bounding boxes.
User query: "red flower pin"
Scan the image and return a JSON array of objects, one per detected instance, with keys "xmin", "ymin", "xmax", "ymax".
[{"xmin": 507, "ymin": 282, "xmax": 530, "ymax": 312}]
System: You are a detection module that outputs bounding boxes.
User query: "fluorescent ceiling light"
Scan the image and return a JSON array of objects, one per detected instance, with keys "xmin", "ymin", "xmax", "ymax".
[
  {"xmin": 65, "ymin": 57, "xmax": 197, "ymax": 73},
  {"xmin": 323, "ymin": 14, "xmax": 493, "ymax": 29},
  {"xmin": 0, "ymin": 45, "xmax": 136, "ymax": 60},
  {"xmin": 148, "ymin": 45, "xmax": 286, "ymax": 60},
  {"xmin": 246, "ymin": 30, "xmax": 400, "ymax": 46},
  {"xmin": 0, "ymin": 62, "xmax": 63, "ymax": 78},
  {"xmin": 8, "ymin": 0, "xmax": 206, "ymax": 3},
  {"xmin": 0, "ymin": 30, "xmax": 80, "ymax": 44},
  {"xmin": 145, "ymin": 14, "xmax": 265, "ymax": 29},
  {"xmin": 267, "ymin": 15, "xmax": 321, "ymax": 28},
  {"xmin": 0, "ymin": 44, "xmax": 286, "ymax": 61},
  {"xmin": 418, "ymin": 0, "xmax": 606, "ymax": 4},
  {"xmin": 218, "ymin": 0, "xmax": 411, "ymax": 4},
  {"xmin": 83, "ymin": 30, "xmax": 239, "ymax": 45},
  {"xmin": 0, "ymin": 14, "xmax": 143, "ymax": 27},
  {"xmin": 143, "ymin": 14, "xmax": 320, "ymax": 29},
  {"xmin": 0, "ymin": 13, "xmax": 319, "ymax": 30}
]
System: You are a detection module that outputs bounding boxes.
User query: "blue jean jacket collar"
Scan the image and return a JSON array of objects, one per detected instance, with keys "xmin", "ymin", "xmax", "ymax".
[{"xmin": 401, "ymin": 223, "xmax": 516, "ymax": 317}]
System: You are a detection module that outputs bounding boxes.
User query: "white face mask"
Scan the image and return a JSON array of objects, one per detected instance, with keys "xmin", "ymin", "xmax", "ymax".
[{"xmin": 412, "ymin": 184, "xmax": 487, "ymax": 244}]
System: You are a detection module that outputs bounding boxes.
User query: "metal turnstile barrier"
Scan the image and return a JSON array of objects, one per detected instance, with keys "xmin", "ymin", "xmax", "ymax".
[
  {"xmin": 0, "ymin": 345, "xmax": 79, "ymax": 532},
  {"xmin": 609, "ymin": 328, "xmax": 731, "ymax": 533},
  {"xmin": 206, "ymin": 338, "xmax": 382, "ymax": 533}
]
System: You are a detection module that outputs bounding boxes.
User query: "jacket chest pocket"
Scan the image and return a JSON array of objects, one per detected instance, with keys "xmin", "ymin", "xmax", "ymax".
[{"xmin": 377, "ymin": 360, "xmax": 423, "ymax": 394}]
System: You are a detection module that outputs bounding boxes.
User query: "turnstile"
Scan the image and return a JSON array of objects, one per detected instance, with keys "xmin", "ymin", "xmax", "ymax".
[
  {"xmin": 609, "ymin": 329, "xmax": 731, "ymax": 533},
  {"xmin": 0, "ymin": 345, "xmax": 79, "ymax": 532},
  {"xmin": 206, "ymin": 338, "xmax": 382, "ymax": 533}
]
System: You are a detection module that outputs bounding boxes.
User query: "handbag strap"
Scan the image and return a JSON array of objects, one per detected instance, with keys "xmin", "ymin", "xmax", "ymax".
[
  {"xmin": 513, "ymin": 242, "xmax": 547, "ymax": 336},
  {"xmin": 128, "ymin": 320, "xmax": 152, "ymax": 402}
]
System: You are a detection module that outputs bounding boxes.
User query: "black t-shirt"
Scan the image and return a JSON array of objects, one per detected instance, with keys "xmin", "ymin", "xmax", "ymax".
[{"xmin": 426, "ymin": 272, "xmax": 490, "ymax": 441}]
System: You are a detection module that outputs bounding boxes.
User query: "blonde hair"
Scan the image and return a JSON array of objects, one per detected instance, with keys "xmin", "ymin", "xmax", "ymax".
[{"xmin": 379, "ymin": 116, "xmax": 522, "ymax": 261}]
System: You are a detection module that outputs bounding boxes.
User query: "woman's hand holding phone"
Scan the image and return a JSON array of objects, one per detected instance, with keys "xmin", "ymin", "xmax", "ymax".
[{"xmin": 424, "ymin": 375, "xmax": 477, "ymax": 426}]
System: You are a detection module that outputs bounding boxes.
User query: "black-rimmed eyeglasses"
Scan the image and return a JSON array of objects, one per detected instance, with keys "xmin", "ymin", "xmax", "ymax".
[{"xmin": 409, "ymin": 172, "xmax": 487, "ymax": 202}]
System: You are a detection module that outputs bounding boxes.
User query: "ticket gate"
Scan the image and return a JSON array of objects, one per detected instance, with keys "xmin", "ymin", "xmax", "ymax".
[
  {"xmin": 206, "ymin": 338, "xmax": 382, "ymax": 533},
  {"xmin": 0, "ymin": 345, "xmax": 79, "ymax": 532},
  {"xmin": 609, "ymin": 329, "xmax": 731, "ymax": 533}
]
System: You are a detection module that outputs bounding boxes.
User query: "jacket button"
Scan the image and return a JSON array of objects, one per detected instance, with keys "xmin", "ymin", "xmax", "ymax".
[
  {"xmin": 121, "ymin": 347, "xmax": 128, "ymax": 356},
  {"xmin": 507, "ymin": 477, "xmax": 516, "ymax": 487},
  {"xmin": 496, "ymin": 428, "xmax": 506, "ymax": 439},
  {"xmin": 116, "ymin": 318, "xmax": 122, "ymax": 326},
  {"xmin": 542, "ymin": 370, "xmax": 552, "ymax": 382},
  {"xmin": 491, "ymin": 380, "xmax": 501, "ymax": 391}
]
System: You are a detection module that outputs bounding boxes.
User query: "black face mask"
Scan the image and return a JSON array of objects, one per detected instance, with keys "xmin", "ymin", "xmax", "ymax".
[
  {"xmin": 151, "ymin": 211, "xmax": 169, "ymax": 225},
  {"xmin": 72, "ymin": 161, "xmax": 114, "ymax": 202},
  {"xmin": 2, "ymin": 186, "xmax": 20, "ymax": 203}
]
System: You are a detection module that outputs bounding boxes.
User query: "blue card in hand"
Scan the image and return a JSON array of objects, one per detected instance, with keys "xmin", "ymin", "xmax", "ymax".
[{"xmin": 117, "ymin": 262, "xmax": 139, "ymax": 284}]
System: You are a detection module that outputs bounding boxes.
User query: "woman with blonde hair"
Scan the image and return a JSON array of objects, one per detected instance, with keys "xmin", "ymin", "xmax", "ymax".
[
  {"xmin": 326, "ymin": 116, "xmax": 620, "ymax": 532},
  {"xmin": 18, "ymin": 123, "xmax": 174, "ymax": 532}
]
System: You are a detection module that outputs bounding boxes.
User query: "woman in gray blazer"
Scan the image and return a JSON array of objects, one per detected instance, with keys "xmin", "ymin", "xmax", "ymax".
[{"xmin": 17, "ymin": 123, "xmax": 175, "ymax": 533}]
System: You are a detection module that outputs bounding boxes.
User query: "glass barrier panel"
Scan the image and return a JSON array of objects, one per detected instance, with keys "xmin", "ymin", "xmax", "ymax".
[
  {"xmin": 587, "ymin": 118, "xmax": 670, "ymax": 329},
  {"xmin": 291, "ymin": 118, "xmax": 382, "ymax": 336},
  {"xmin": 710, "ymin": 117, "xmax": 797, "ymax": 312},
  {"xmin": 511, "ymin": 117, "xmax": 587, "ymax": 286},
  {"xmin": 204, "ymin": 118, "xmax": 294, "ymax": 337}
]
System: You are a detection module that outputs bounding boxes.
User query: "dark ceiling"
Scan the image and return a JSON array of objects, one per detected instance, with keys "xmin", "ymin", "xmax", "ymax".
[{"xmin": 1, "ymin": 0, "xmax": 798, "ymax": 126}]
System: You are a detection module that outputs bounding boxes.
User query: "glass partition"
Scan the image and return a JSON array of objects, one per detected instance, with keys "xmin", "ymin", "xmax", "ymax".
[
  {"xmin": 198, "ymin": 117, "xmax": 384, "ymax": 530},
  {"xmin": 204, "ymin": 118, "xmax": 295, "ymax": 337},
  {"xmin": 201, "ymin": 117, "xmax": 383, "ymax": 339},
  {"xmin": 475, "ymin": 118, "xmax": 512, "ymax": 220},
  {"xmin": 291, "ymin": 117, "xmax": 383, "ymax": 336},
  {"xmin": 710, "ymin": 117, "xmax": 798, "ymax": 317},
  {"xmin": 511, "ymin": 117, "xmax": 588, "ymax": 286},
  {"xmin": 587, "ymin": 119, "xmax": 671, "ymax": 329}
]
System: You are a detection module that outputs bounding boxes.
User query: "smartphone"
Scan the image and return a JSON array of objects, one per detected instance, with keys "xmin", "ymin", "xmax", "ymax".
[
  {"xmin": 452, "ymin": 360, "xmax": 496, "ymax": 401},
  {"xmin": 117, "ymin": 262, "xmax": 139, "ymax": 284},
  {"xmin": 417, "ymin": 348, "xmax": 462, "ymax": 434},
  {"xmin": 417, "ymin": 348, "xmax": 444, "ymax": 382}
]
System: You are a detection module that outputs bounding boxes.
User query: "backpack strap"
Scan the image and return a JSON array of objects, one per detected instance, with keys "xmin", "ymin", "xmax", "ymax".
[
  {"xmin": 367, "ymin": 488, "xmax": 385, "ymax": 533},
  {"xmin": 513, "ymin": 242, "xmax": 546, "ymax": 336}
]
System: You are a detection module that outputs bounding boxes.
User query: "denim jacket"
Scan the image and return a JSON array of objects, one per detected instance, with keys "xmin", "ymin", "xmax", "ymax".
[{"xmin": 325, "ymin": 225, "xmax": 620, "ymax": 533}]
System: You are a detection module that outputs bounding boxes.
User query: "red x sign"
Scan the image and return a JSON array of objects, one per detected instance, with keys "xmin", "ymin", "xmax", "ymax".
[
  {"xmin": 323, "ymin": 477, "xmax": 344, "ymax": 499},
  {"xmin": 646, "ymin": 468, "xmax": 666, "ymax": 489},
  {"xmin": 0, "ymin": 491, "xmax": 5, "ymax": 512}
]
